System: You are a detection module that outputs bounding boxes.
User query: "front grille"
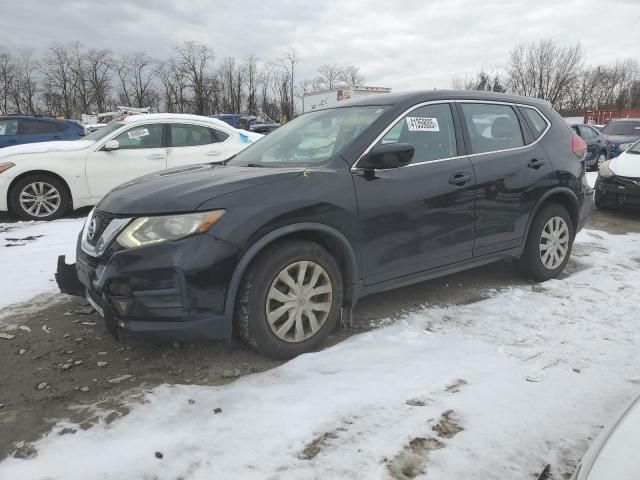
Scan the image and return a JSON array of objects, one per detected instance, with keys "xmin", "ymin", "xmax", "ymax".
[{"xmin": 87, "ymin": 211, "xmax": 118, "ymax": 247}]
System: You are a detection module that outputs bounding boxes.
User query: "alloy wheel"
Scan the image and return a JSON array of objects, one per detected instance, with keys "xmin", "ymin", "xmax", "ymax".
[
  {"xmin": 597, "ymin": 153, "xmax": 606, "ymax": 167},
  {"xmin": 19, "ymin": 182, "xmax": 62, "ymax": 218},
  {"xmin": 539, "ymin": 216, "xmax": 570, "ymax": 270},
  {"xmin": 265, "ymin": 261, "xmax": 333, "ymax": 343}
]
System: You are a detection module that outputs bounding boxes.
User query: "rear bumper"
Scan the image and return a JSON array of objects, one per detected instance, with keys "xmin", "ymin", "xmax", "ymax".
[
  {"xmin": 595, "ymin": 175, "xmax": 640, "ymax": 208},
  {"xmin": 65, "ymin": 233, "xmax": 242, "ymax": 341}
]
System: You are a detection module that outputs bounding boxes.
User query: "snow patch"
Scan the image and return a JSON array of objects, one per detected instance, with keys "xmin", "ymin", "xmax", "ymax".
[{"xmin": 1, "ymin": 229, "xmax": 639, "ymax": 479}]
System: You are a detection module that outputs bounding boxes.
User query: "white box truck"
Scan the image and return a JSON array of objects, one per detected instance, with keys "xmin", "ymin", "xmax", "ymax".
[{"xmin": 303, "ymin": 86, "xmax": 392, "ymax": 113}]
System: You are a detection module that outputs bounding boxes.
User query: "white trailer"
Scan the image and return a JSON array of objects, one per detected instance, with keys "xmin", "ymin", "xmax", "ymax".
[{"xmin": 303, "ymin": 86, "xmax": 392, "ymax": 113}]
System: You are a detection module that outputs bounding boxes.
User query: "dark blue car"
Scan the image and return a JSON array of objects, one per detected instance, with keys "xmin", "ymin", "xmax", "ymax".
[
  {"xmin": 571, "ymin": 124, "xmax": 609, "ymax": 171},
  {"xmin": 0, "ymin": 115, "xmax": 84, "ymax": 148},
  {"xmin": 601, "ymin": 118, "xmax": 640, "ymax": 158}
]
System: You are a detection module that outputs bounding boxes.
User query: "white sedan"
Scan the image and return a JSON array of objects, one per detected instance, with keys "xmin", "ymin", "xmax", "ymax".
[{"xmin": 0, "ymin": 114, "xmax": 262, "ymax": 220}]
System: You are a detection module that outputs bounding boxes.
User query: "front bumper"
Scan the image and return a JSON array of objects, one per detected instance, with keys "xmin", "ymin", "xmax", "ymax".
[
  {"xmin": 0, "ymin": 176, "xmax": 11, "ymax": 212},
  {"xmin": 61, "ymin": 232, "xmax": 242, "ymax": 341},
  {"xmin": 595, "ymin": 175, "xmax": 640, "ymax": 208}
]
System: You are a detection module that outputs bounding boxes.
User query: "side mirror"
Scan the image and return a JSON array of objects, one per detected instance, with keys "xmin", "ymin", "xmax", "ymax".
[
  {"xmin": 103, "ymin": 139, "xmax": 120, "ymax": 151},
  {"xmin": 359, "ymin": 143, "xmax": 414, "ymax": 170}
]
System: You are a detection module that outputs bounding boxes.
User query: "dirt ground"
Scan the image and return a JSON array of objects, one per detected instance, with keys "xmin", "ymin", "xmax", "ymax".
[{"xmin": 0, "ymin": 207, "xmax": 638, "ymax": 460}]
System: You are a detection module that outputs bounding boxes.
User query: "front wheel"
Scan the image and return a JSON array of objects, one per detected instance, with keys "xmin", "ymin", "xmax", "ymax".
[
  {"xmin": 517, "ymin": 203, "xmax": 574, "ymax": 282},
  {"xmin": 236, "ymin": 240, "xmax": 344, "ymax": 359},
  {"xmin": 9, "ymin": 174, "xmax": 70, "ymax": 220}
]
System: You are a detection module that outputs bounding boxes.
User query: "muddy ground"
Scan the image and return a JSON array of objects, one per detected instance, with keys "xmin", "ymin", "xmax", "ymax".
[{"xmin": 0, "ymin": 207, "xmax": 638, "ymax": 460}]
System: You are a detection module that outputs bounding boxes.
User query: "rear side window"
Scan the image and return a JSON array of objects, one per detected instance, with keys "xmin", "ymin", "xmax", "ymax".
[
  {"xmin": 20, "ymin": 119, "xmax": 66, "ymax": 135},
  {"xmin": 377, "ymin": 103, "xmax": 457, "ymax": 163},
  {"xmin": 577, "ymin": 125, "xmax": 597, "ymax": 139},
  {"xmin": 461, "ymin": 103, "xmax": 524, "ymax": 154},
  {"xmin": 170, "ymin": 124, "xmax": 216, "ymax": 147},
  {"xmin": 212, "ymin": 129, "xmax": 229, "ymax": 142},
  {"xmin": 520, "ymin": 107, "xmax": 549, "ymax": 139},
  {"xmin": 0, "ymin": 119, "xmax": 18, "ymax": 136}
]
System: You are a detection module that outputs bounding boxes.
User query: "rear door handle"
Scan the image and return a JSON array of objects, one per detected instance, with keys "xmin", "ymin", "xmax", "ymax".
[
  {"xmin": 528, "ymin": 158, "xmax": 545, "ymax": 169},
  {"xmin": 448, "ymin": 172, "xmax": 472, "ymax": 186},
  {"xmin": 147, "ymin": 154, "xmax": 165, "ymax": 160}
]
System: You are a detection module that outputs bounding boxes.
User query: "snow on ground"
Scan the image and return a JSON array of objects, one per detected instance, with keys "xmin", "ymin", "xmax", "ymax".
[
  {"xmin": 0, "ymin": 218, "xmax": 85, "ymax": 325},
  {"xmin": 1, "ymin": 227, "xmax": 640, "ymax": 479}
]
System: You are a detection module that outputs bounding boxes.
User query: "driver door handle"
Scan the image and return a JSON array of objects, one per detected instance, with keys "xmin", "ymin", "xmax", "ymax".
[
  {"xmin": 147, "ymin": 154, "xmax": 165, "ymax": 160},
  {"xmin": 448, "ymin": 172, "xmax": 472, "ymax": 186}
]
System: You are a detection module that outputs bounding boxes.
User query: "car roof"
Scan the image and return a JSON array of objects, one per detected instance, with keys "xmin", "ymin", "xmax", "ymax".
[
  {"xmin": 122, "ymin": 113, "xmax": 231, "ymax": 128},
  {"xmin": 0, "ymin": 115, "xmax": 65, "ymax": 121},
  {"xmin": 332, "ymin": 90, "xmax": 551, "ymax": 109}
]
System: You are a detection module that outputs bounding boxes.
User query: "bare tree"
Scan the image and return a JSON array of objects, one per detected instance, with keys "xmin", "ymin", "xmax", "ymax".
[
  {"xmin": 0, "ymin": 50, "xmax": 16, "ymax": 114},
  {"xmin": 282, "ymin": 48, "xmax": 299, "ymax": 118},
  {"xmin": 340, "ymin": 65, "xmax": 365, "ymax": 86},
  {"xmin": 507, "ymin": 39, "xmax": 583, "ymax": 107},
  {"xmin": 116, "ymin": 52, "xmax": 157, "ymax": 108},
  {"xmin": 43, "ymin": 43, "xmax": 75, "ymax": 117},
  {"xmin": 244, "ymin": 55, "xmax": 259, "ymax": 115},
  {"xmin": 86, "ymin": 48, "xmax": 112, "ymax": 112},
  {"xmin": 175, "ymin": 41, "xmax": 214, "ymax": 115},
  {"xmin": 315, "ymin": 64, "xmax": 343, "ymax": 90}
]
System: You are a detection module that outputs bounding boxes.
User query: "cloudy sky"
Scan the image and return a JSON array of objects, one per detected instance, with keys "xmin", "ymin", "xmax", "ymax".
[{"xmin": 1, "ymin": 0, "xmax": 638, "ymax": 90}]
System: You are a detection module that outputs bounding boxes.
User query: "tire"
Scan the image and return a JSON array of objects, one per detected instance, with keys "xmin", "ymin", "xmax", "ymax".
[
  {"xmin": 517, "ymin": 203, "xmax": 574, "ymax": 282},
  {"xmin": 9, "ymin": 174, "xmax": 70, "ymax": 221},
  {"xmin": 236, "ymin": 240, "xmax": 344, "ymax": 359}
]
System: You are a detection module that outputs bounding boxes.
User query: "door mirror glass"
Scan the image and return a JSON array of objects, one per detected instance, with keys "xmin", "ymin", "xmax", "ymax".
[
  {"xmin": 103, "ymin": 139, "xmax": 120, "ymax": 151},
  {"xmin": 360, "ymin": 143, "xmax": 414, "ymax": 170}
]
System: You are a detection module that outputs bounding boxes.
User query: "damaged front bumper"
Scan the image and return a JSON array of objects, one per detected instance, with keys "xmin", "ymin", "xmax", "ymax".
[
  {"xmin": 595, "ymin": 175, "xmax": 640, "ymax": 208},
  {"xmin": 55, "ymin": 233, "xmax": 242, "ymax": 341}
]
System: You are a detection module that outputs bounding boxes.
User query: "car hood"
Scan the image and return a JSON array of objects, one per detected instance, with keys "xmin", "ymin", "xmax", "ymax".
[
  {"xmin": 0, "ymin": 140, "xmax": 94, "ymax": 159},
  {"xmin": 610, "ymin": 152, "xmax": 640, "ymax": 178},
  {"xmin": 580, "ymin": 396, "xmax": 640, "ymax": 480},
  {"xmin": 606, "ymin": 135, "xmax": 640, "ymax": 145},
  {"xmin": 97, "ymin": 163, "xmax": 302, "ymax": 215}
]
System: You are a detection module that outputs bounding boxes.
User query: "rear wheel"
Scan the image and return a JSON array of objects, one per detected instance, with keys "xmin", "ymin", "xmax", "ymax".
[
  {"xmin": 517, "ymin": 203, "xmax": 574, "ymax": 282},
  {"xmin": 236, "ymin": 240, "xmax": 343, "ymax": 359},
  {"xmin": 9, "ymin": 174, "xmax": 70, "ymax": 221}
]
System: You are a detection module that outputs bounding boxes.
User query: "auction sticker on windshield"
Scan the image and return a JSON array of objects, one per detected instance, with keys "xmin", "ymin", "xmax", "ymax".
[{"xmin": 406, "ymin": 117, "xmax": 440, "ymax": 132}]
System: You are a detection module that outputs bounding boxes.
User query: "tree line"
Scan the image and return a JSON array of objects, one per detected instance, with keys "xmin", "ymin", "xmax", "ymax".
[
  {"xmin": 0, "ymin": 41, "xmax": 365, "ymax": 121},
  {"xmin": 452, "ymin": 39, "xmax": 640, "ymax": 115}
]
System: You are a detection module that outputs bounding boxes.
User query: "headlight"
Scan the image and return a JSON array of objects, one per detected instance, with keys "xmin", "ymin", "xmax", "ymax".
[
  {"xmin": 0, "ymin": 162, "xmax": 15, "ymax": 174},
  {"xmin": 116, "ymin": 210, "xmax": 225, "ymax": 249},
  {"xmin": 598, "ymin": 160, "xmax": 615, "ymax": 178},
  {"xmin": 619, "ymin": 143, "xmax": 632, "ymax": 151}
]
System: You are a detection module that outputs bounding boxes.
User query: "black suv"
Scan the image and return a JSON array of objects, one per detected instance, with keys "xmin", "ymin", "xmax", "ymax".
[{"xmin": 58, "ymin": 91, "xmax": 593, "ymax": 359}]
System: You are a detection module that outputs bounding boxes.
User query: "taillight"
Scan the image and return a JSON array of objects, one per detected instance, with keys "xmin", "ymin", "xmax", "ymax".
[{"xmin": 572, "ymin": 134, "xmax": 587, "ymax": 160}]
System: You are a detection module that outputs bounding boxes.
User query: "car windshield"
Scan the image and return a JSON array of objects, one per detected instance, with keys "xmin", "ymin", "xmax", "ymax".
[
  {"xmin": 83, "ymin": 122, "xmax": 124, "ymax": 142},
  {"xmin": 601, "ymin": 121, "xmax": 640, "ymax": 136},
  {"xmin": 227, "ymin": 106, "xmax": 387, "ymax": 167}
]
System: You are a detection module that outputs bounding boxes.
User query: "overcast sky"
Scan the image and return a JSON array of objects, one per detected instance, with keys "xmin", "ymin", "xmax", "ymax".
[{"xmin": 1, "ymin": 0, "xmax": 638, "ymax": 91}]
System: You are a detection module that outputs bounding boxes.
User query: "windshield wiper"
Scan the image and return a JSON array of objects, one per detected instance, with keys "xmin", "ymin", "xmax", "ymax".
[{"xmin": 246, "ymin": 163, "xmax": 265, "ymax": 168}]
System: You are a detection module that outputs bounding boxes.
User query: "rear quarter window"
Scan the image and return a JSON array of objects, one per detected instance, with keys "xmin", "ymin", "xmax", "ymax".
[{"xmin": 519, "ymin": 107, "xmax": 549, "ymax": 140}]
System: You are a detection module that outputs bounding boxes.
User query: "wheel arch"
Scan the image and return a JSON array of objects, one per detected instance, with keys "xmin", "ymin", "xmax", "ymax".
[
  {"xmin": 8, "ymin": 170, "xmax": 73, "ymax": 212},
  {"xmin": 223, "ymin": 223, "xmax": 360, "ymax": 317},
  {"xmin": 525, "ymin": 188, "xmax": 580, "ymax": 239}
]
